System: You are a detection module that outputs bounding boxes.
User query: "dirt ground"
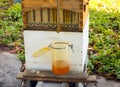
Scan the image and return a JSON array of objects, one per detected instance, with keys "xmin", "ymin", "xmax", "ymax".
[
  {"xmin": 0, "ymin": 52, "xmax": 120, "ymax": 87},
  {"xmin": 86, "ymin": 76, "xmax": 120, "ymax": 87}
]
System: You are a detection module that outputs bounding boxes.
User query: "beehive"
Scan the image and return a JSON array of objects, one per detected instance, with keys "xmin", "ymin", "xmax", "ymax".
[
  {"xmin": 22, "ymin": 0, "xmax": 89, "ymax": 31},
  {"xmin": 23, "ymin": 0, "xmax": 89, "ymax": 72}
]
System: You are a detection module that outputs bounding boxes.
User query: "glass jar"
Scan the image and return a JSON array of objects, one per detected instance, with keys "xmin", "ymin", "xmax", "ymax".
[{"xmin": 50, "ymin": 42, "xmax": 70, "ymax": 75}]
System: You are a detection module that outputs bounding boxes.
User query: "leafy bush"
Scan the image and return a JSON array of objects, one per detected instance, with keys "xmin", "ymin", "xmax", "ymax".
[
  {"xmin": 0, "ymin": 0, "xmax": 9, "ymax": 7},
  {"xmin": 0, "ymin": 3, "xmax": 23, "ymax": 44},
  {"xmin": 0, "ymin": 3, "xmax": 25, "ymax": 61},
  {"xmin": 88, "ymin": 0, "xmax": 120, "ymax": 79}
]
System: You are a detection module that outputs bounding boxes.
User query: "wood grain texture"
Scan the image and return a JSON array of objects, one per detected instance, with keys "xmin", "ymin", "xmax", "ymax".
[
  {"xmin": 17, "ymin": 70, "xmax": 97, "ymax": 83},
  {"xmin": 22, "ymin": 0, "xmax": 89, "ymax": 31}
]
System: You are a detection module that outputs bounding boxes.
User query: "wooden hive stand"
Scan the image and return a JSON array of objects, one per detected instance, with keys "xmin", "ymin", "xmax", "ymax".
[{"xmin": 17, "ymin": 70, "xmax": 97, "ymax": 87}]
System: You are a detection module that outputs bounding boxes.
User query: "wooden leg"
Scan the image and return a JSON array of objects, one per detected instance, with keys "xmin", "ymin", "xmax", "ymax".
[
  {"xmin": 83, "ymin": 83, "xmax": 87, "ymax": 87},
  {"xmin": 26, "ymin": 80, "xmax": 38, "ymax": 87},
  {"xmin": 69, "ymin": 83, "xmax": 76, "ymax": 87},
  {"xmin": 26, "ymin": 80, "xmax": 31, "ymax": 87}
]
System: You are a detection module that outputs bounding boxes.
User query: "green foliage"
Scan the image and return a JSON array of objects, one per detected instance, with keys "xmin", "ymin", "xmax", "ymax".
[
  {"xmin": 0, "ymin": 2, "xmax": 25, "ymax": 61},
  {"xmin": 7, "ymin": 3, "xmax": 22, "ymax": 21},
  {"xmin": 88, "ymin": 0, "xmax": 120, "ymax": 79},
  {"xmin": 0, "ymin": 0, "xmax": 9, "ymax": 7},
  {"xmin": 17, "ymin": 47, "xmax": 25, "ymax": 61},
  {"xmin": 0, "ymin": 3, "xmax": 23, "ymax": 44}
]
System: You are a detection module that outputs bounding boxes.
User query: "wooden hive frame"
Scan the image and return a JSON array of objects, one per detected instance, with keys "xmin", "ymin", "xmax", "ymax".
[{"xmin": 22, "ymin": 0, "xmax": 89, "ymax": 32}]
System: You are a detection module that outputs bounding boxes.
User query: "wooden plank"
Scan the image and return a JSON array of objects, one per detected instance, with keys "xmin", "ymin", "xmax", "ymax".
[
  {"xmin": 22, "ymin": 0, "xmax": 83, "ymax": 12},
  {"xmin": 60, "ymin": 0, "xmax": 83, "ymax": 13},
  {"xmin": 22, "ymin": 12, "xmax": 28, "ymax": 28},
  {"xmin": 35, "ymin": 9, "xmax": 41, "ymax": 27},
  {"xmin": 28, "ymin": 10, "xmax": 34, "ymax": 27},
  {"xmin": 16, "ymin": 71, "xmax": 97, "ymax": 83},
  {"xmin": 82, "ymin": 0, "xmax": 89, "ymax": 30},
  {"xmin": 87, "ymin": 75, "xmax": 97, "ymax": 82},
  {"xmin": 22, "ymin": 0, "xmax": 57, "ymax": 9},
  {"xmin": 23, "ymin": 70, "xmax": 88, "ymax": 80},
  {"xmin": 42, "ymin": 9, "xmax": 49, "ymax": 24},
  {"xmin": 22, "ymin": 0, "xmax": 89, "ymax": 31}
]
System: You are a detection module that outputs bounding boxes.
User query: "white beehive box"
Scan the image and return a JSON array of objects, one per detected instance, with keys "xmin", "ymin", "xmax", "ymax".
[{"xmin": 24, "ymin": 16, "xmax": 89, "ymax": 72}]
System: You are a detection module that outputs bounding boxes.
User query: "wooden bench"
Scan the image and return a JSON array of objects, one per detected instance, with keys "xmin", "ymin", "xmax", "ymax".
[{"xmin": 17, "ymin": 70, "xmax": 97, "ymax": 87}]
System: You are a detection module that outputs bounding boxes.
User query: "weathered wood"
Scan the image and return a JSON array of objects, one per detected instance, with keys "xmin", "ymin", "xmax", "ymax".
[
  {"xmin": 22, "ymin": 0, "xmax": 83, "ymax": 12},
  {"xmin": 24, "ymin": 70, "xmax": 88, "ymax": 80},
  {"xmin": 16, "ymin": 71, "xmax": 97, "ymax": 83},
  {"xmin": 22, "ymin": 0, "xmax": 89, "ymax": 31}
]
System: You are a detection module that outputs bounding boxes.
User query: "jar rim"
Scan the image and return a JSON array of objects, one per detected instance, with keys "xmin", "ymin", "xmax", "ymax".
[{"xmin": 50, "ymin": 41, "xmax": 69, "ymax": 49}]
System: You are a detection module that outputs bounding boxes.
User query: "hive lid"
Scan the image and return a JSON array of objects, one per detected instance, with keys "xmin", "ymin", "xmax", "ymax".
[{"xmin": 22, "ymin": 0, "xmax": 83, "ymax": 12}]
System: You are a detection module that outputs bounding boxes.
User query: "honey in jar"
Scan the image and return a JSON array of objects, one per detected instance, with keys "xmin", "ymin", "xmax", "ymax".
[{"xmin": 52, "ymin": 60, "xmax": 69, "ymax": 74}]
